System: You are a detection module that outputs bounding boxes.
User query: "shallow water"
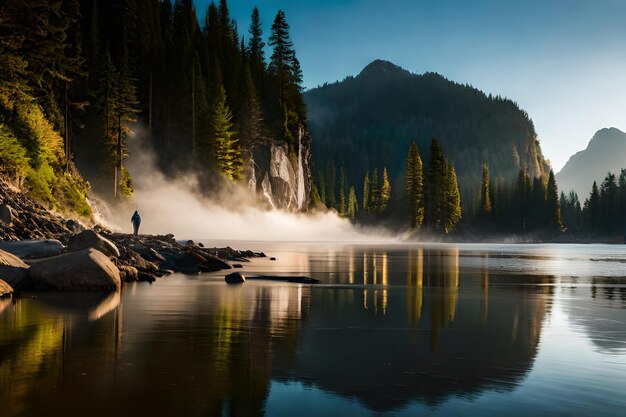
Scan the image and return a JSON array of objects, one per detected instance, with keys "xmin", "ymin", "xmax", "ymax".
[{"xmin": 1, "ymin": 242, "xmax": 625, "ymax": 416}]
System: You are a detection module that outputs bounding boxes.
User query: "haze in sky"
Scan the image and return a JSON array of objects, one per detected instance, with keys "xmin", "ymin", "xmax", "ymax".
[{"xmin": 194, "ymin": 0, "xmax": 626, "ymax": 171}]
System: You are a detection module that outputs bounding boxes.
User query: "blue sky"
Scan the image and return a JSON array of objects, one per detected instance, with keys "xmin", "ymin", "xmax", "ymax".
[{"xmin": 194, "ymin": 0, "xmax": 626, "ymax": 171}]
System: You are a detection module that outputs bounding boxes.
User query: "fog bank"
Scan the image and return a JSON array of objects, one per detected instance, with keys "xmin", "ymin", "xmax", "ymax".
[{"xmin": 99, "ymin": 138, "xmax": 391, "ymax": 242}]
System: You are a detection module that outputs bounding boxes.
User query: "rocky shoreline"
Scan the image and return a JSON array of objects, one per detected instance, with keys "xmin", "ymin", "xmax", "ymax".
[{"xmin": 0, "ymin": 179, "xmax": 264, "ymax": 297}]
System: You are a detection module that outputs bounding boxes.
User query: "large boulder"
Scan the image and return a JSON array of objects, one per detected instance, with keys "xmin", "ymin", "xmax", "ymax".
[
  {"xmin": 0, "ymin": 239, "xmax": 64, "ymax": 259},
  {"xmin": 28, "ymin": 249, "xmax": 121, "ymax": 291},
  {"xmin": 159, "ymin": 248, "xmax": 230, "ymax": 274},
  {"xmin": 0, "ymin": 279, "xmax": 13, "ymax": 298},
  {"xmin": 0, "ymin": 248, "xmax": 31, "ymax": 290},
  {"xmin": 67, "ymin": 229, "xmax": 120, "ymax": 258}
]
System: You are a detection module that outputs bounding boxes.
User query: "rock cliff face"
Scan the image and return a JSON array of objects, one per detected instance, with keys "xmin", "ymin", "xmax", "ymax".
[{"xmin": 243, "ymin": 127, "xmax": 313, "ymax": 212}]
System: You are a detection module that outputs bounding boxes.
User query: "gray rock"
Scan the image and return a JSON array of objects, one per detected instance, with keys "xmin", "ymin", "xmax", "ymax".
[
  {"xmin": 28, "ymin": 248, "xmax": 121, "ymax": 291},
  {"xmin": 129, "ymin": 244, "xmax": 166, "ymax": 264},
  {"xmin": 0, "ymin": 239, "xmax": 64, "ymax": 259},
  {"xmin": 225, "ymin": 272, "xmax": 245, "ymax": 284},
  {"xmin": 0, "ymin": 248, "xmax": 31, "ymax": 290},
  {"xmin": 67, "ymin": 230, "xmax": 120, "ymax": 258},
  {"xmin": 65, "ymin": 219, "xmax": 85, "ymax": 233},
  {"xmin": 0, "ymin": 279, "xmax": 14, "ymax": 298},
  {"xmin": 118, "ymin": 265, "xmax": 139, "ymax": 282},
  {"xmin": 166, "ymin": 250, "xmax": 231, "ymax": 274},
  {"xmin": 0, "ymin": 204, "xmax": 16, "ymax": 225}
]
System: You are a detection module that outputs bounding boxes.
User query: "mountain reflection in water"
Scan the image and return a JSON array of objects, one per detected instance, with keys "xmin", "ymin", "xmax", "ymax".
[{"xmin": 1, "ymin": 244, "xmax": 624, "ymax": 417}]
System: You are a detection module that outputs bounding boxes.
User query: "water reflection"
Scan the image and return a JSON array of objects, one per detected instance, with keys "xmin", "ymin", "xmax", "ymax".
[{"xmin": 1, "ymin": 245, "xmax": 625, "ymax": 416}]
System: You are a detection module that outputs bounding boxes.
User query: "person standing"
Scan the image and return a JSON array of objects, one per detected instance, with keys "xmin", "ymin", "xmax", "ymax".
[{"xmin": 131, "ymin": 210, "xmax": 141, "ymax": 236}]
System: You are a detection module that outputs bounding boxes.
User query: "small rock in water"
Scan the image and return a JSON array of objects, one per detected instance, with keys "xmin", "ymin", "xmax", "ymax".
[
  {"xmin": 270, "ymin": 257, "xmax": 277, "ymax": 261},
  {"xmin": 225, "ymin": 272, "xmax": 245, "ymax": 284}
]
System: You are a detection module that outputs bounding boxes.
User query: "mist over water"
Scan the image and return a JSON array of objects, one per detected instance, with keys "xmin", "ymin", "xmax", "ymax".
[{"xmin": 99, "ymin": 136, "xmax": 389, "ymax": 242}]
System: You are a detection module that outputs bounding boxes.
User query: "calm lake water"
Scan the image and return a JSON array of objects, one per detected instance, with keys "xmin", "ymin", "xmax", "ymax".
[{"xmin": 1, "ymin": 242, "xmax": 625, "ymax": 416}]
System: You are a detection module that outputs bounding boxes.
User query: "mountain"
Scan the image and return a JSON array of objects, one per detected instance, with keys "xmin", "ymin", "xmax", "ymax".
[
  {"xmin": 305, "ymin": 59, "xmax": 550, "ymax": 201},
  {"xmin": 557, "ymin": 128, "xmax": 626, "ymax": 199}
]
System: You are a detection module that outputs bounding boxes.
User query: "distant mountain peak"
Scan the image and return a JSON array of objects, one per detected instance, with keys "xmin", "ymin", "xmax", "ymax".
[
  {"xmin": 557, "ymin": 127, "xmax": 626, "ymax": 197},
  {"xmin": 358, "ymin": 59, "xmax": 409, "ymax": 78},
  {"xmin": 589, "ymin": 127, "xmax": 625, "ymax": 146}
]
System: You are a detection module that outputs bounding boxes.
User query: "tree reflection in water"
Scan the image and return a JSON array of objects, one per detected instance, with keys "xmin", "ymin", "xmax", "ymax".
[{"xmin": 0, "ymin": 246, "xmax": 574, "ymax": 416}]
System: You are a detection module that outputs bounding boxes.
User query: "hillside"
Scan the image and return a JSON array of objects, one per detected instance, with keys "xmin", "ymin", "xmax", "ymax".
[
  {"xmin": 305, "ymin": 60, "xmax": 550, "ymax": 200},
  {"xmin": 556, "ymin": 127, "xmax": 626, "ymax": 199}
]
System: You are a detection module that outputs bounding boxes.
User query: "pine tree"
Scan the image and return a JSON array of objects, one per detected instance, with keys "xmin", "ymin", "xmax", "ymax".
[
  {"xmin": 619, "ymin": 169, "xmax": 626, "ymax": 232},
  {"xmin": 479, "ymin": 163, "xmax": 492, "ymax": 218},
  {"xmin": 584, "ymin": 181, "xmax": 600, "ymax": 232},
  {"xmin": 347, "ymin": 186, "xmax": 358, "ymax": 220},
  {"xmin": 339, "ymin": 164, "xmax": 348, "ymax": 214},
  {"xmin": 325, "ymin": 160, "xmax": 336, "ymax": 208},
  {"xmin": 530, "ymin": 176, "xmax": 546, "ymax": 229},
  {"xmin": 370, "ymin": 167, "xmax": 380, "ymax": 211},
  {"xmin": 268, "ymin": 11, "xmax": 293, "ymax": 109},
  {"xmin": 405, "ymin": 142, "xmax": 424, "ymax": 228},
  {"xmin": 425, "ymin": 139, "xmax": 446, "ymax": 231},
  {"xmin": 318, "ymin": 171, "xmax": 326, "ymax": 206},
  {"xmin": 380, "ymin": 166, "xmax": 391, "ymax": 212},
  {"xmin": 443, "ymin": 162, "xmax": 462, "ymax": 233},
  {"xmin": 514, "ymin": 168, "xmax": 531, "ymax": 231},
  {"xmin": 546, "ymin": 169, "xmax": 562, "ymax": 231},
  {"xmin": 599, "ymin": 172, "xmax": 618, "ymax": 233},
  {"xmin": 211, "ymin": 84, "xmax": 241, "ymax": 181},
  {"xmin": 248, "ymin": 7, "xmax": 265, "ymax": 89},
  {"xmin": 234, "ymin": 57, "xmax": 264, "ymax": 145},
  {"xmin": 98, "ymin": 50, "xmax": 139, "ymax": 198},
  {"xmin": 267, "ymin": 10, "xmax": 304, "ymax": 148},
  {"xmin": 363, "ymin": 171, "xmax": 370, "ymax": 213}
]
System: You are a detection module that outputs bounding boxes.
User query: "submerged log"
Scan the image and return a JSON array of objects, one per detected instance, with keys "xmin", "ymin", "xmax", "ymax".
[{"xmin": 246, "ymin": 275, "xmax": 319, "ymax": 284}]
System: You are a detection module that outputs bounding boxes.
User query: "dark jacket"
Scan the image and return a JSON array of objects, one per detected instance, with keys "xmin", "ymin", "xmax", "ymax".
[{"xmin": 131, "ymin": 211, "xmax": 141, "ymax": 225}]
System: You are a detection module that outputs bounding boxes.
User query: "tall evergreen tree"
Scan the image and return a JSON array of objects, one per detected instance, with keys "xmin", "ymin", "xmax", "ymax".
[
  {"xmin": 211, "ymin": 84, "xmax": 241, "ymax": 181},
  {"xmin": 347, "ymin": 186, "xmax": 358, "ymax": 220},
  {"xmin": 530, "ymin": 176, "xmax": 546, "ymax": 229},
  {"xmin": 325, "ymin": 160, "xmax": 336, "ymax": 208},
  {"xmin": 546, "ymin": 169, "xmax": 561, "ymax": 231},
  {"xmin": 267, "ymin": 10, "xmax": 305, "ymax": 149},
  {"xmin": 98, "ymin": 50, "xmax": 139, "ymax": 198},
  {"xmin": 380, "ymin": 166, "xmax": 391, "ymax": 212},
  {"xmin": 584, "ymin": 181, "xmax": 600, "ymax": 232},
  {"xmin": 425, "ymin": 139, "xmax": 446, "ymax": 230},
  {"xmin": 339, "ymin": 164, "xmax": 348, "ymax": 214},
  {"xmin": 363, "ymin": 171, "xmax": 371, "ymax": 213},
  {"xmin": 546, "ymin": 170, "xmax": 563, "ymax": 230},
  {"xmin": 443, "ymin": 162, "xmax": 462, "ymax": 233},
  {"xmin": 479, "ymin": 163, "xmax": 492, "ymax": 218},
  {"xmin": 514, "ymin": 168, "xmax": 531, "ymax": 231},
  {"xmin": 599, "ymin": 172, "xmax": 618, "ymax": 233},
  {"xmin": 405, "ymin": 142, "xmax": 424, "ymax": 228},
  {"xmin": 370, "ymin": 167, "xmax": 380, "ymax": 212},
  {"xmin": 248, "ymin": 7, "xmax": 265, "ymax": 89},
  {"xmin": 619, "ymin": 169, "xmax": 626, "ymax": 232}
]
